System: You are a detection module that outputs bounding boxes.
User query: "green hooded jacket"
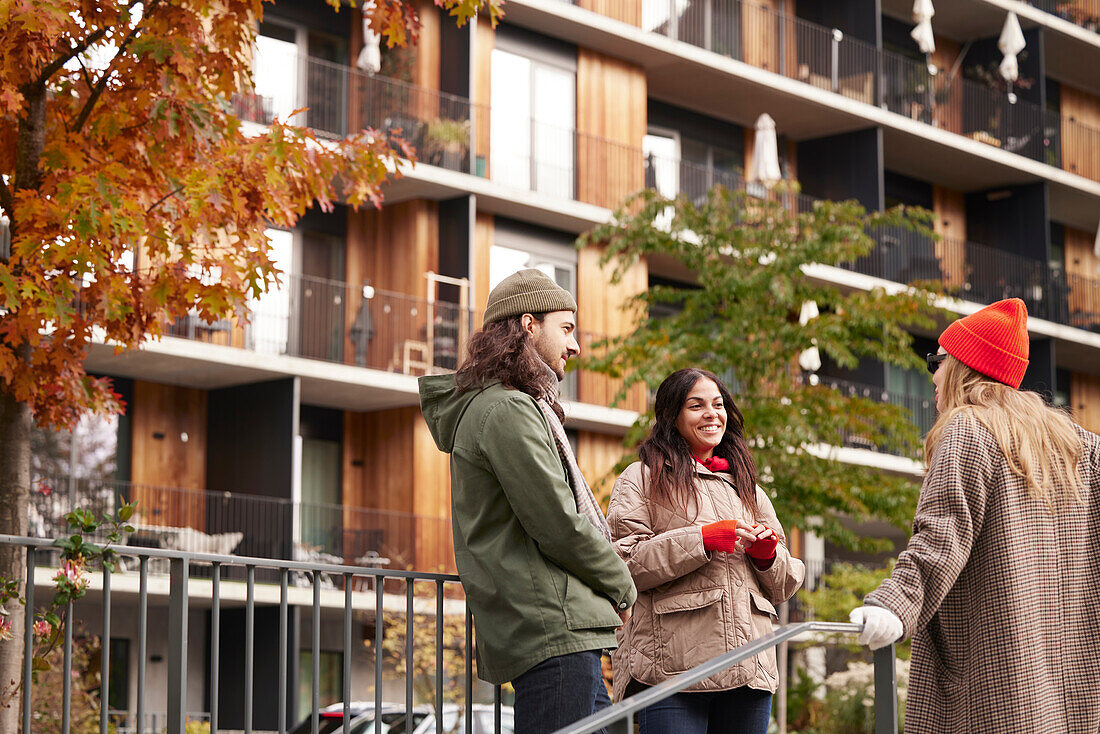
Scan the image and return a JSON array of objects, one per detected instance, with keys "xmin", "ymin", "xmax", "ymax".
[{"xmin": 418, "ymin": 374, "xmax": 637, "ymax": 684}]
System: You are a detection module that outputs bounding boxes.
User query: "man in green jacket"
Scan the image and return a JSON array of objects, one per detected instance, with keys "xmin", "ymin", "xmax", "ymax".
[{"xmin": 419, "ymin": 269, "xmax": 636, "ymax": 734}]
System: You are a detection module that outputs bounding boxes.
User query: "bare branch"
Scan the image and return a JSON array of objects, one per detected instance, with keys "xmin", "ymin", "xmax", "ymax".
[
  {"xmin": 71, "ymin": 0, "xmax": 165, "ymax": 134},
  {"xmin": 145, "ymin": 185, "xmax": 185, "ymax": 215}
]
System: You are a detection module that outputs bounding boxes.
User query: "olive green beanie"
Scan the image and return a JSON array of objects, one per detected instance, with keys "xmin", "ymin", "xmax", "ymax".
[{"xmin": 483, "ymin": 269, "xmax": 578, "ymax": 325}]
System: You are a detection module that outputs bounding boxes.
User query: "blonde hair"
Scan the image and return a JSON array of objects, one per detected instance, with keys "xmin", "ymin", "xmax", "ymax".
[{"xmin": 925, "ymin": 356, "xmax": 1083, "ymax": 510}]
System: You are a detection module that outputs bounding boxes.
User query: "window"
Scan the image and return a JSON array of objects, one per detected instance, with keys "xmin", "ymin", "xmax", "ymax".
[
  {"xmin": 297, "ymin": 650, "xmax": 344, "ymax": 718},
  {"xmin": 490, "ymin": 39, "xmax": 576, "ymax": 199},
  {"xmin": 249, "ymin": 228, "xmax": 294, "ymax": 355},
  {"xmin": 253, "ymin": 20, "xmax": 348, "ymax": 134}
]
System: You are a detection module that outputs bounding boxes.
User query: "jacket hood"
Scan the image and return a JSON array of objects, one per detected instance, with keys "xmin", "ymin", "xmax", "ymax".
[{"xmin": 418, "ymin": 374, "xmax": 481, "ymax": 453}]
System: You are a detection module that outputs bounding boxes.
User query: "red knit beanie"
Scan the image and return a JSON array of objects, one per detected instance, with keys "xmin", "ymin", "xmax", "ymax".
[{"xmin": 938, "ymin": 298, "xmax": 1029, "ymax": 389}]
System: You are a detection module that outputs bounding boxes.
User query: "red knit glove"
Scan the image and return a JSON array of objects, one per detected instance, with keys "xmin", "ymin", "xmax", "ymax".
[
  {"xmin": 745, "ymin": 535, "xmax": 778, "ymax": 561},
  {"xmin": 701, "ymin": 520, "xmax": 739, "ymax": 553}
]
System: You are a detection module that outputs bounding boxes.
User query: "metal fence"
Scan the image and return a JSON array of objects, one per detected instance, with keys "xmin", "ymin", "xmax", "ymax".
[
  {"xmin": 4, "ymin": 534, "xmax": 497, "ymax": 734},
  {"xmin": 29, "ymin": 475, "xmax": 454, "ymax": 574}
]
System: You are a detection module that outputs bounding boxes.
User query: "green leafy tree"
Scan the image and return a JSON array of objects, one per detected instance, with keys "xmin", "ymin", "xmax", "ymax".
[{"xmin": 578, "ymin": 185, "xmax": 944, "ymax": 549}]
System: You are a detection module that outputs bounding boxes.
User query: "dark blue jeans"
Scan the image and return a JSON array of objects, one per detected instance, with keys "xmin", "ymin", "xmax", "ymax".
[
  {"xmin": 637, "ymin": 686, "xmax": 772, "ymax": 734},
  {"xmin": 512, "ymin": 650, "xmax": 611, "ymax": 734}
]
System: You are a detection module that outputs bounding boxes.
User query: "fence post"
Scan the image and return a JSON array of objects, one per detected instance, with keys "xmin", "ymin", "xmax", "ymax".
[
  {"xmin": 167, "ymin": 557, "xmax": 189, "ymax": 734},
  {"xmin": 873, "ymin": 643, "xmax": 897, "ymax": 734}
]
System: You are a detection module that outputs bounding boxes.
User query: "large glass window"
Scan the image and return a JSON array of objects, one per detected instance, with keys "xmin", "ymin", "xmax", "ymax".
[
  {"xmin": 252, "ymin": 21, "xmax": 348, "ymax": 134},
  {"xmin": 490, "ymin": 48, "xmax": 575, "ymax": 199},
  {"xmin": 297, "ymin": 650, "xmax": 344, "ymax": 717}
]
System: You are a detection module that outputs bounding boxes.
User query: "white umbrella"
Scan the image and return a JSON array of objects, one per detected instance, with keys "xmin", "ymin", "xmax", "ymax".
[
  {"xmin": 998, "ymin": 12, "xmax": 1026, "ymax": 88},
  {"xmin": 910, "ymin": 0, "xmax": 936, "ymax": 56},
  {"xmin": 798, "ymin": 300, "xmax": 822, "ymax": 374},
  {"xmin": 357, "ymin": 3, "xmax": 382, "ymax": 74},
  {"xmin": 750, "ymin": 113, "xmax": 782, "ymax": 186}
]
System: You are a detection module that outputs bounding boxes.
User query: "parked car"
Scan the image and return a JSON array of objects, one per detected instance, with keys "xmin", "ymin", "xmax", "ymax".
[{"xmin": 289, "ymin": 702, "xmax": 428, "ymax": 734}]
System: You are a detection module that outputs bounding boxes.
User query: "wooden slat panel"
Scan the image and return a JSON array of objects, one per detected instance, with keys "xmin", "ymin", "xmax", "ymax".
[
  {"xmin": 130, "ymin": 381, "xmax": 208, "ymax": 529},
  {"xmin": 1071, "ymin": 371, "xmax": 1100, "ymax": 435},
  {"xmin": 473, "ymin": 213, "xmax": 494, "ymax": 318},
  {"xmin": 1065, "ymin": 225, "xmax": 1100, "ymax": 324},
  {"xmin": 929, "ymin": 37, "xmax": 963, "ymax": 134},
  {"xmin": 1061, "ymin": 83, "xmax": 1100, "ymax": 182},
  {"xmin": 344, "ymin": 201, "xmax": 440, "ymax": 371},
  {"xmin": 576, "ymin": 431, "xmax": 629, "ymax": 510},
  {"xmin": 473, "ymin": 18, "xmax": 494, "ymax": 178},
  {"xmin": 577, "ymin": 247, "xmax": 648, "ymax": 412},
  {"xmin": 576, "ymin": 50, "xmax": 646, "ymax": 210},
  {"xmin": 743, "ymin": 0, "xmax": 782, "ymax": 73},
  {"xmin": 578, "ymin": 0, "xmax": 640, "ymax": 25},
  {"xmin": 413, "ymin": 412, "xmax": 455, "ymax": 571},
  {"xmin": 933, "ymin": 185, "xmax": 967, "ymax": 290}
]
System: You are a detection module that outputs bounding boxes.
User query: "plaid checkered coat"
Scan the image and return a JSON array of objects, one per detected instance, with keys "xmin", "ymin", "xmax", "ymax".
[{"xmin": 866, "ymin": 414, "xmax": 1100, "ymax": 733}]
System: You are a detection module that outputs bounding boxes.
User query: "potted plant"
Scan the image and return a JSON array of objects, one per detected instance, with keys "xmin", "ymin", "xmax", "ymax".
[{"xmin": 421, "ymin": 117, "xmax": 470, "ymax": 169}]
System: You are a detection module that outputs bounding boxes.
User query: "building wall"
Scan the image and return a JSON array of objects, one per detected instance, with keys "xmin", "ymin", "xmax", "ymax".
[
  {"xmin": 576, "ymin": 50, "xmax": 647, "ymax": 210},
  {"xmin": 932, "ymin": 185, "xmax": 967, "ymax": 289},
  {"xmin": 1060, "ymin": 83, "xmax": 1100, "ymax": 183},
  {"xmin": 130, "ymin": 381, "xmax": 208, "ymax": 529},
  {"xmin": 1071, "ymin": 371, "xmax": 1100, "ymax": 434},
  {"xmin": 343, "ymin": 407, "xmax": 453, "ymax": 572},
  {"xmin": 576, "ymin": 430, "xmax": 629, "ymax": 508}
]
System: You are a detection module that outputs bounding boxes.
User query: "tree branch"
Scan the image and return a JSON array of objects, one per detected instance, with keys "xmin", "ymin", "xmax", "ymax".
[
  {"xmin": 71, "ymin": 0, "xmax": 165, "ymax": 134},
  {"xmin": 32, "ymin": 27, "xmax": 111, "ymax": 88},
  {"xmin": 145, "ymin": 185, "xmax": 184, "ymax": 214}
]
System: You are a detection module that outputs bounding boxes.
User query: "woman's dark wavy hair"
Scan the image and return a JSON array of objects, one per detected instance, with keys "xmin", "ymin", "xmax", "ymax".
[
  {"xmin": 455, "ymin": 314, "xmax": 564, "ymax": 421},
  {"xmin": 639, "ymin": 368, "xmax": 759, "ymax": 518}
]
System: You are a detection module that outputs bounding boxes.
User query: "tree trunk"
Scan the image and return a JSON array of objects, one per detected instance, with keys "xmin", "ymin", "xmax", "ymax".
[{"xmin": 0, "ymin": 382, "xmax": 31, "ymax": 732}]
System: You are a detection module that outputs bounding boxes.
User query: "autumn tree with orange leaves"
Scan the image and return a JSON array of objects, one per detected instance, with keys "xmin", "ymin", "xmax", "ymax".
[{"xmin": 0, "ymin": 0, "xmax": 501, "ymax": 724}]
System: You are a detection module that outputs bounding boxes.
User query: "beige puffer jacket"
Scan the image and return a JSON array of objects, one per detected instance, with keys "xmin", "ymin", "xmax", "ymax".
[{"xmin": 607, "ymin": 461, "xmax": 805, "ymax": 701}]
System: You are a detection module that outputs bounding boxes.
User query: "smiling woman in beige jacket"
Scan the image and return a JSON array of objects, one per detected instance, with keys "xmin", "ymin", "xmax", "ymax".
[{"xmin": 608, "ymin": 368, "xmax": 805, "ymax": 734}]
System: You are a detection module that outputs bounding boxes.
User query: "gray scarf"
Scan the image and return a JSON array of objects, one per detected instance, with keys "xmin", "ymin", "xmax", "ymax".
[{"xmin": 534, "ymin": 384, "xmax": 613, "ymax": 544}]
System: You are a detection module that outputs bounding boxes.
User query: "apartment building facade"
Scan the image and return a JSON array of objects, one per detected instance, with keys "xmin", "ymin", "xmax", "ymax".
[{"xmin": 26, "ymin": 0, "xmax": 1100, "ymax": 727}]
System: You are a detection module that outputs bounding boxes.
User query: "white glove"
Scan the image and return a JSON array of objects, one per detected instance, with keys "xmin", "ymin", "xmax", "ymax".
[{"xmin": 849, "ymin": 605, "xmax": 903, "ymax": 650}]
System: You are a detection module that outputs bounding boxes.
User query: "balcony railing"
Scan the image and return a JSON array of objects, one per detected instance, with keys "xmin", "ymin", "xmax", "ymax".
[
  {"xmin": 576, "ymin": 0, "xmax": 1100, "ymax": 185},
  {"xmin": 1025, "ymin": 0, "xmax": 1100, "ymax": 33},
  {"xmin": 819, "ymin": 376, "xmax": 938, "ymax": 448},
  {"xmin": 30, "ymin": 474, "xmax": 453, "ymax": 573}
]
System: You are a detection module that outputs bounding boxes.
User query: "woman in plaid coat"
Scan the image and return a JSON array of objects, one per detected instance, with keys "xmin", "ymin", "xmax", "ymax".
[{"xmin": 850, "ymin": 298, "xmax": 1100, "ymax": 732}]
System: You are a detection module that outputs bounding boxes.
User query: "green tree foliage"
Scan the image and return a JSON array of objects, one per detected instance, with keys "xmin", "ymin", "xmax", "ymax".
[{"xmin": 578, "ymin": 185, "xmax": 944, "ymax": 549}]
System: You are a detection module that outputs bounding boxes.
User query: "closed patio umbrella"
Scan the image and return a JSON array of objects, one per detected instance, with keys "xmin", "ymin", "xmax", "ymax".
[
  {"xmin": 998, "ymin": 12, "xmax": 1026, "ymax": 103},
  {"xmin": 750, "ymin": 113, "xmax": 782, "ymax": 186},
  {"xmin": 798, "ymin": 300, "xmax": 822, "ymax": 375},
  {"xmin": 357, "ymin": 3, "xmax": 382, "ymax": 74},
  {"xmin": 911, "ymin": 0, "xmax": 936, "ymax": 57}
]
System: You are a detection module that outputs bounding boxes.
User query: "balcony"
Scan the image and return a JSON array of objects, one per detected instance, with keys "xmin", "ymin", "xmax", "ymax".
[
  {"xmin": 1026, "ymin": 0, "xmax": 1100, "ymax": 33},
  {"xmin": 555, "ymin": 0, "xmax": 1100, "ymax": 190},
  {"xmin": 29, "ymin": 474, "xmax": 454, "ymax": 573}
]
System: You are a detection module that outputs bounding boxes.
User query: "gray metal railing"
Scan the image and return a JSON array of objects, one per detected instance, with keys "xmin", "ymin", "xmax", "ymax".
[
  {"xmin": 553, "ymin": 621, "xmax": 897, "ymax": 734},
  {"xmin": 1025, "ymin": 0, "xmax": 1100, "ymax": 33},
  {"xmin": 3, "ymin": 534, "xmax": 500, "ymax": 734}
]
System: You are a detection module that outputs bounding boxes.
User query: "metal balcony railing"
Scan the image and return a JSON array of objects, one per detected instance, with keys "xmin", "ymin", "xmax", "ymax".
[
  {"xmin": 819, "ymin": 376, "xmax": 938, "ymax": 446},
  {"xmin": 1025, "ymin": 0, "xmax": 1100, "ymax": 33},
  {"xmin": 3, "ymin": 534, "xmax": 496, "ymax": 734},
  {"xmin": 29, "ymin": 474, "xmax": 453, "ymax": 573},
  {"xmin": 577, "ymin": 0, "xmax": 1100, "ymax": 185}
]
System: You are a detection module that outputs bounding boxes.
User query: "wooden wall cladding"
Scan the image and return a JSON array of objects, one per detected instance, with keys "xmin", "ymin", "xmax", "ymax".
[
  {"xmin": 1064, "ymin": 225, "xmax": 1100, "ymax": 326},
  {"xmin": 344, "ymin": 200, "xmax": 440, "ymax": 371},
  {"xmin": 577, "ymin": 246, "xmax": 648, "ymax": 413},
  {"xmin": 130, "ymin": 381, "xmax": 208, "ymax": 529},
  {"xmin": 1061, "ymin": 83, "xmax": 1100, "ymax": 183},
  {"xmin": 743, "ymin": 0, "xmax": 795, "ymax": 74},
  {"xmin": 474, "ymin": 18, "xmax": 494, "ymax": 178},
  {"xmin": 576, "ymin": 431, "xmax": 630, "ymax": 509},
  {"xmin": 576, "ymin": 50, "xmax": 647, "ymax": 210},
  {"xmin": 578, "ymin": 0, "xmax": 640, "ymax": 25},
  {"xmin": 933, "ymin": 186, "xmax": 967, "ymax": 290},
  {"xmin": 473, "ymin": 212, "xmax": 495, "ymax": 315},
  {"xmin": 343, "ymin": 408, "xmax": 454, "ymax": 572},
  {"xmin": 1070, "ymin": 371, "xmax": 1100, "ymax": 435}
]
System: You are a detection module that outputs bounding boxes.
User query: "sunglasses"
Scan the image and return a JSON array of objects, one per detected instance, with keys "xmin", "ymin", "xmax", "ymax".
[{"xmin": 926, "ymin": 353, "xmax": 947, "ymax": 374}]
